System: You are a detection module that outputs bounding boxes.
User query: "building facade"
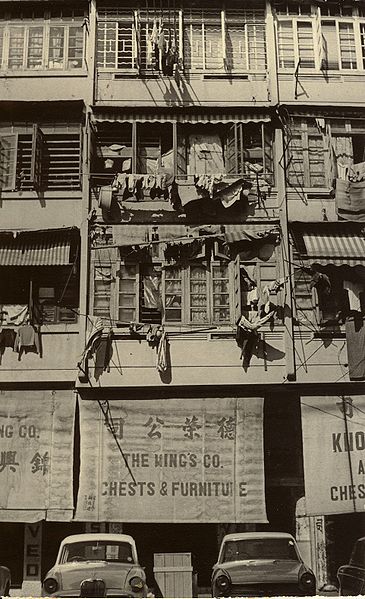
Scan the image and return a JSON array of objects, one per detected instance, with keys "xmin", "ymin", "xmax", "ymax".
[{"xmin": 0, "ymin": 0, "xmax": 364, "ymax": 594}]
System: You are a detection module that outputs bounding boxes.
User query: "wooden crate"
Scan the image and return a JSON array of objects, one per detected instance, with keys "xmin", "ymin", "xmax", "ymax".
[{"xmin": 153, "ymin": 552, "xmax": 193, "ymax": 598}]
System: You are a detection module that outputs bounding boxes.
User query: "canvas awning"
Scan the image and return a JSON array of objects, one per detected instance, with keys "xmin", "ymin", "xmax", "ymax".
[
  {"xmin": 0, "ymin": 228, "xmax": 79, "ymax": 266},
  {"xmin": 299, "ymin": 231, "xmax": 365, "ymax": 266},
  {"xmin": 92, "ymin": 109, "xmax": 270, "ymax": 124}
]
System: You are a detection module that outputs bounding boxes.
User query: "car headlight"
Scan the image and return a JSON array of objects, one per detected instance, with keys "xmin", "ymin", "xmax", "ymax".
[
  {"xmin": 299, "ymin": 571, "xmax": 316, "ymax": 592},
  {"xmin": 129, "ymin": 576, "xmax": 145, "ymax": 592},
  {"xmin": 43, "ymin": 578, "xmax": 59, "ymax": 594},
  {"xmin": 215, "ymin": 574, "xmax": 231, "ymax": 592}
]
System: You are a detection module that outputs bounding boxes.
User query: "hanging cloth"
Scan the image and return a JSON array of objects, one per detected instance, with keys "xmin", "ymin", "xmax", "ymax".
[
  {"xmin": 156, "ymin": 330, "xmax": 169, "ymax": 372},
  {"xmin": 345, "ymin": 315, "xmax": 365, "ymax": 380}
]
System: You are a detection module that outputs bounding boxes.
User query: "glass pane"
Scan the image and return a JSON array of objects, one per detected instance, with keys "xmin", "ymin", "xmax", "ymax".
[
  {"xmin": 212, "ymin": 264, "xmax": 229, "ymax": 278},
  {"xmin": 190, "ymin": 294, "xmax": 206, "ymax": 307},
  {"xmin": 119, "ymin": 279, "xmax": 135, "ymax": 292},
  {"xmin": 277, "ymin": 21, "xmax": 295, "ymax": 68},
  {"xmin": 191, "ymin": 309, "xmax": 207, "ymax": 322},
  {"xmin": 204, "ymin": 25, "xmax": 223, "ymax": 71},
  {"xmin": 165, "ymin": 308, "xmax": 182, "ymax": 321},
  {"xmin": 9, "ymin": 27, "xmax": 25, "ymax": 69},
  {"xmin": 27, "ymin": 27, "xmax": 44, "ymax": 69},
  {"xmin": 68, "ymin": 26, "xmax": 84, "ymax": 68},
  {"xmin": 213, "ymin": 307, "xmax": 230, "ymax": 321},
  {"xmin": 119, "ymin": 308, "xmax": 135, "ymax": 321},
  {"xmin": 49, "ymin": 26, "xmax": 65, "ymax": 68},
  {"xmin": 166, "ymin": 280, "xmax": 182, "ymax": 293},
  {"xmin": 120, "ymin": 264, "xmax": 137, "ymax": 277},
  {"xmin": 213, "ymin": 280, "xmax": 229, "ymax": 293},
  {"xmin": 213, "ymin": 293, "xmax": 229, "ymax": 307},
  {"xmin": 94, "ymin": 297, "xmax": 110, "ymax": 310},
  {"xmin": 119, "ymin": 293, "xmax": 135, "ymax": 307}
]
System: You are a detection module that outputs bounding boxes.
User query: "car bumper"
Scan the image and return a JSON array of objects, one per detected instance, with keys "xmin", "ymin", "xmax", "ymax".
[{"xmin": 212, "ymin": 583, "xmax": 316, "ymax": 597}]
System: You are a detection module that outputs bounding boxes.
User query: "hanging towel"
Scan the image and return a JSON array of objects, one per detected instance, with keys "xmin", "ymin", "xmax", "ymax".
[
  {"xmin": 144, "ymin": 274, "xmax": 162, "ymax": 309},
  {"xmin": 156, "ymin": 330, "xmax": 169, "ymax": 372},
  {"xmin": 345, "ymin": 316, "xmax": 365, "ymax": 380},
  {"xmin": 14, "ymin": 325, "xmax": 41, "ymax": 356}
]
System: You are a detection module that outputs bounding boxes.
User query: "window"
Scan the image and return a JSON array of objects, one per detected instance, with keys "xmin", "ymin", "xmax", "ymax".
[
  {"xmin": 0, "ymin": 6, "xmax": 85, "ymax": 71},
  {"xmin": 0, "ymin": 266, "xmax": 79, "ymax": 325},
  {"xmin": 287, "ymin": 120, "xmax": 327, "ymax": 188},
  {"xmin": 276, "ymin": 5, "xmax": 365, "ymax": 71},
  {"xmin": 94, "ymin": 122, "xmax": 274, "ymax": 181},
  {"xmin": 97, "ymin": 5, "xmax": 266, "ymax": 73},
  {"xmin": 0, "ymin": 124, "xmax": 82, "ymax": 191},
  {"xmin": 293, "ymin": 264, "xmax": 360, "ymax": 327},
  {"xmin": 93, "ymin": 251, "xmax": 240, "ymax": 326}
]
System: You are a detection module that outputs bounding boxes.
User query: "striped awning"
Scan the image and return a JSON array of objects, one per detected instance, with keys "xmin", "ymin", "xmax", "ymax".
[
  {"xmin": 92, "ymin": 109, "xmax": 270, "ymax": 124},
  {"xmin": 302, "ymin": 231, "xmax": 365, "ymax": 266},
  {"xmin": 224, "ymin": 224, "xmax": 280, "ymax": 243},
  {"xmin": 0, "ymin": 228, "xmax": 78, "ymax": 266}
]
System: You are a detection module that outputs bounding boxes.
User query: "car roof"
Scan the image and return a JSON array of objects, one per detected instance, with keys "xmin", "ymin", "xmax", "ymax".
[
  {"xmin": 221, "ymin": 532, "xmax": 295, "ymax": 542},
  {"xmin": 60, "ymin": 534, "xmax": 136, "ymax": 545}
]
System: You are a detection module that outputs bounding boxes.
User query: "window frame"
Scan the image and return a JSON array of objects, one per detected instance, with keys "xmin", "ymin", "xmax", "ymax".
[
  {"xmin": 0, "ymin": 11, "xmax": 86, "ymax": 72},
  {"xmin": 276, "ymin": 5, "xmax": 365, "ymax": 72},
  {"xmin": 96, "ymin": 7, "xmax": 266, "ymax": 74}
]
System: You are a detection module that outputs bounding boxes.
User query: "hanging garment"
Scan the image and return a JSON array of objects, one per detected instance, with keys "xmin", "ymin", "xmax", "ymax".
[
  {"xmin": 345, "ymin": 315, "xmax": 365, "ymax": 380},
  {"xmin": 310, "ymin": 271, "xmax": 331, "ymax": 296},
  {"xmin": 237, "ymin": 310, "xmax": 276, "ymax": 332},
  {"xmin": 344, "ymin": 280, "xmax": 364, "ymax": 312},
  {"xmin": 94, "ymin": 329, "xmax": 113, "ymax": 374},
  {"xmin": 187, "ymin": 134, "xmax": 225, "ymax": 175},
  {"xmin": 14, "ymin": 325, "xmax": 41, "ymax": 358},
  {"xmin": 3, "ymin": 305, "xmax": 29, "ymax": 326},
  {"xmin": 144, "ymin": 274, "xmax": 162, "ymax": 309},
  {"xmin": 156, "ymin": 331, "xmax": 169, "ymax": 372},
  {"xmin": 335, "ymin": 178, "xmax": 365, "ymax": 221},
  {"xmin": 0, "ymin": 328, "xmax": 16, "ymax": 365}
]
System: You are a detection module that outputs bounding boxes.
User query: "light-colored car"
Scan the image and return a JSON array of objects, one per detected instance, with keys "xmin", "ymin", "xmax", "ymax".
[
  {"xmin": 42, "ymin": 533, "xmax": 148, "ymax": 598},
  {"xmin": 211, "ymin": 531, "xmax": 316, "ymax": 597},
  {"xmin": 337, "ymin": 536, "xmax": 365, "ymax": 596},
  {"xmin": 0, "ymin": 565, "xmax": 11, "ymax": 597}
]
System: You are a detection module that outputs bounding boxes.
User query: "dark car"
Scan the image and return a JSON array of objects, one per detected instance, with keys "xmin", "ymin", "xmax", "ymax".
[
  {"xmin": 337, "ymin": 536, "xmax": 365, "ymax": 596},
  {"xmin": 211, "ymin": 532, "xmax": 316, "ymax": 597}
]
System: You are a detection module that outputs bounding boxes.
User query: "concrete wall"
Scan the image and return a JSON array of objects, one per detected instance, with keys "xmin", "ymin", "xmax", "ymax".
[
  {"xmin": 84, "ymin": 330, "xmax": 287, "ymax": 387},
  {"xmin": 287, "ymin": 195, "xmax": 337, "ymax": 223},
  {"xmin": 95, "ymin": 73, "xmax": 269, "ymax": 106},
  {"xmin": 278, "ymin": 73, "xmax": 365, "ymax": 106},
  {"xmin": 294, "ymin": 329, "xmax": 349, "ymax": 384},
  {"xmin": 0, "ymin": 74, "xmax": 89, "ymax": 103},
  {"xmin": 0, "ymin": 326, "xmax": 80, "ymax": 383},
  {"xmin": 0, "ymin": 194, "xmax": 83, "ymax": 230}
]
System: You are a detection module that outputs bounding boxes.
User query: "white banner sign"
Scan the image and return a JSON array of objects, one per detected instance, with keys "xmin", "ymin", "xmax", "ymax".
[
  {"xmin": 76, "ymin": 397, "xmax": 267, "ymax": 523},
  {"xmin": 0, "ymin": 390, "xmax": 75, "ymax": 521},
  {"xmin": 301, "ymin": 395, "xmax": 365, "ymax": 515}
]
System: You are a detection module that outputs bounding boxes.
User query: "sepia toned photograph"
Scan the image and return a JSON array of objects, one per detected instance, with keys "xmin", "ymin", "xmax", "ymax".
[{"xmin": 0, "ymin": 0, "xmax": 364, "ymax": 597}]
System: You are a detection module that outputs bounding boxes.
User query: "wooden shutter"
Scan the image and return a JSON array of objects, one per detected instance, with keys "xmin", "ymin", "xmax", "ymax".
[
  {"xmin": 30, "ymin": 124, "xmax": 46, "ymax": 193},
  {"xmin": 0, "ymin": 134, "xmax": 18, "ymax": 190}
]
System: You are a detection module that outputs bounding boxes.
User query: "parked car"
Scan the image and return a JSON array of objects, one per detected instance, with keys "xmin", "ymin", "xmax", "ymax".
[
  {"xmin": 42, "ymin": 533, "xmax": 148, "ymax": 597},
  {"xmin": 337, "ymin": 536, "xmax": 365, "ymax": 596},
  {"xmin": 0, "ymin": 565, "xmax": 11, "ymax": 597},
  {"xmin": 211, "ymin": 531, "xmax": 316, "ymax": 597}
]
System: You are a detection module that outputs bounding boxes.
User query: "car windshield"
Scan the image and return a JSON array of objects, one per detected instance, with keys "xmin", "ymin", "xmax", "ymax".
[
  {"xmin": 60, "ymin": 541, "xmax": 134, "ymax": 564},
  {"xmin": 221, "ymin": 538, "xmax": 299, "ymax": 562}
]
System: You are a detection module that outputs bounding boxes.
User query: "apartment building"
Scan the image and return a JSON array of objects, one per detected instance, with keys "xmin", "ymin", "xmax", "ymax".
[{"xmin": 0, "ymin": 0, "xmax": 364, "ymax": 594}]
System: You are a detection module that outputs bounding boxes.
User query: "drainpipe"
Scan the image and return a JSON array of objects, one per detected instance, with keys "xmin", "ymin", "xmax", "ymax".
[
  {"xmin": 266, "ymin": 0, "xmax": 296, "ymax": 381},
  {"xmin": 78, "ymin": 0, "xmax": 97, "ymax": 380}
]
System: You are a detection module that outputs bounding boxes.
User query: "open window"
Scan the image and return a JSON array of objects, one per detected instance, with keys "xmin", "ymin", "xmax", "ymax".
[
  {"xmin": 0, "ymin": 124, "xmax": 82, "ymax": 192},
  {"xmin": 0, "ymin": 266, "xmax": 79, "ymax": 325}
]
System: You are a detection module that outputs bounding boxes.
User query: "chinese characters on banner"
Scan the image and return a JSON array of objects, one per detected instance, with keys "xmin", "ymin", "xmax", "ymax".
[
  {"xmin": 0, "ymin": 390, "xmax": 75, "ymax": 522},
  {"xmin": 301, "ymin": 395, "xmax": 365, "ymax": 515},
  {"xmin": 76, "ymin": 397, "xmax": 267, "ymax": 523}
]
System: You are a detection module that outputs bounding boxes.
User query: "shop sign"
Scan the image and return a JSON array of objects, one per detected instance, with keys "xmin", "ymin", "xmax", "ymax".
[
  {"xmin": 76, "ymin": 397, "xmax": 266, "ymax": 523},
  {"xmin": 0, "ymin": 390, "xmax": 75, "ymax": 521},
  {"xmin": 301, "ymin": 395, "xmax": 365, "ymax": 515}
]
